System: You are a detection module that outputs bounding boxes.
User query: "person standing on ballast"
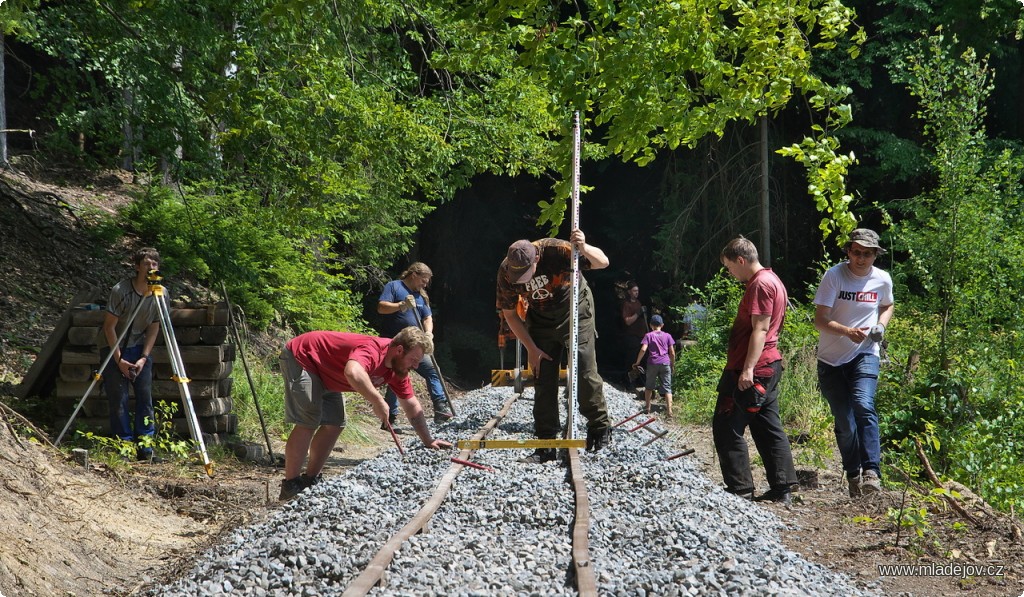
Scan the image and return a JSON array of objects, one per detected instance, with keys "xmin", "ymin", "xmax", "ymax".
[
  {"xmin": 496, "ymin": 230, "xmax": 612, "ymax": 462},
  {"xmin": 377, "ymin": 262, "xmax": 454, "ymax": 429}
]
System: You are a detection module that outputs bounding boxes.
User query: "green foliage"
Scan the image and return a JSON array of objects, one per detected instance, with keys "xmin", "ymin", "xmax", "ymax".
[
  {"xmin": 671, "ymin": 274, "xmax": 736, "ymax": 422},
  {"xmin": 876, "ymin": 32, "xmax": 1024, "ymax": 515},
  {"xmin": 230, "ymin": 348, "xmax": 289, "ymax": 446},
  {"xmin": 74, "ymin": 430, "xmax": 138, "ymax": 461},
  {"xmin": 136, "ymin": 401, "xmax": 194, "ymax": 460},
  {"xmin": 74, "ymin": 400, "xmax": 192, "ymax": 462},
  {"xmin": 672, "ymin": 278, "xmax": 736, "ymax": 380},
  {"xmin": 450, "ymin": 0, "xmax": 864, "ymax": 232},
  {"xmin": 119, "ymin": 181, "xmax": 365, "ymax": 332},
  {"xmin": 887, "ymin": 503, "xmax": 932, "ymax": 541},
  {"xmin": 0, "ymin": 0, "xmax": 40, "ymax": 37},
  {"xmin": 24, "ymin": 0, "xmax": 560, "ymax": 286}
]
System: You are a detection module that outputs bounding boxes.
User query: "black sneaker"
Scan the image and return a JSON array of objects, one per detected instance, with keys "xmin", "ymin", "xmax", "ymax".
[
  {"xmin": 433, "ymin": 400, "xmax": 454, "ymax": 424},
  {"xmin": 279, "ymin": 477, "xmax": 306, "ymax": 501},
  {"xmin": 136, "ymin": 450, "xmax": 164, "ymax": 464},
  {"xmin": 586, "ymin": 427, "xmax": 610, "ymax": 452},
  {"xmin": 754, "ymin": 487, "xmax": 793, "ymax": 506},
  {"xmin": 300, "ymin": 472, "xmax": 323, "ymax": 490},
  {"xmin": 517, "ymin": 448, "xmax": 556, "ymax": 464}
]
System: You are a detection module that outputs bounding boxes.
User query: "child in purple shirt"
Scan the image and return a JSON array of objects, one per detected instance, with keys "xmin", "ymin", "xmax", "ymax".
[{"xmin": 632, "ymin": 315, "xmax": 677, "ymax": 416}]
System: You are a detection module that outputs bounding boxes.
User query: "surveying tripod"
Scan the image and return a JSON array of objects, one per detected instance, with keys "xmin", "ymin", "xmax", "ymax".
[{"xmin": 56, "ymin": 270, "xmax": 214, "ymax": 477}]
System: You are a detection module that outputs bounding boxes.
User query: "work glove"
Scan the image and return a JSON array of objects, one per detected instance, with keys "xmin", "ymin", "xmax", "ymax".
[
  {"xmin": 868, "ymin": 324, "xmax": 885, "ymax": 343},
  {"xmin": 399, "ymin": 295, "xmax": 417, "ymax": 313}
]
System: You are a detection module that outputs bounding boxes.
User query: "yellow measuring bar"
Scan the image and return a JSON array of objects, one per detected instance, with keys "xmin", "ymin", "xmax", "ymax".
[{"xmin": 457, "ymin": 439, "xmax": 586, "ymax": 450}]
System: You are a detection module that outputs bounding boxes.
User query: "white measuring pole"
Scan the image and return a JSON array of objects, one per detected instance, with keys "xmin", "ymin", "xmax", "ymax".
[{"xmin": 567, "ymin": 111, "xmax": 582, "ymax": 440}]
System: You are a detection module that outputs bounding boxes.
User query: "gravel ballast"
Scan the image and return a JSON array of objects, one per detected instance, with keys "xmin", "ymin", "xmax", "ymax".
[{"xmin": 152, "ymin": 384, "xmax": 882, "ymax": 596}]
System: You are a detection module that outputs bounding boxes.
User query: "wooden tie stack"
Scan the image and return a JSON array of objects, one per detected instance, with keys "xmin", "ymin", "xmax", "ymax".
[{"xmin": 53, "ymin": 302, "xmax": 238, "ymax": 441}]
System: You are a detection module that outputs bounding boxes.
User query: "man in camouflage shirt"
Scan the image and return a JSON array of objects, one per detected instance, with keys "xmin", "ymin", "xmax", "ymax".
[{"xmin": 496, "ymin": 229, "xmax": 612, "ymax": 462}]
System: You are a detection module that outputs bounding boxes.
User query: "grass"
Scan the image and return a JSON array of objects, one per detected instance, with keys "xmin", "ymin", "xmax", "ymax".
[{"xmin": 672, "ymin": 297, "xmax": 838, "ymax": 472}]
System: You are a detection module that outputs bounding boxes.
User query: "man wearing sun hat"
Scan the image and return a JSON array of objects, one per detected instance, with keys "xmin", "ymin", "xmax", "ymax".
[
  {"xmin": 496, "ymin": 229, "xmax": 612, "ymax": 462},
  {"xmin": 814, "ymin": 228, "xmax": 895, "ymax": 498}
]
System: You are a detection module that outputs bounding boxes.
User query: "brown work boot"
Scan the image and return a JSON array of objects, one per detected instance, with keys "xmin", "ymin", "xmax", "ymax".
[
  {"xmin": 586, "ymin": 427, "xmax": 610, "ymax": 452},
  {"xmin": 861, "ymin": 470, "xmax": 881, "ymax": 493},
  {"xmin": 754, "ymin": 487, "xmax": 793, "ymax": 506},
  {"xmin": 380, "ymin": 413, "xmax": 404, "ymax": 433},
  {"xmin": 848, "ymin": 474, "xmax": 863, "ymax": 498},
  {"xmin": 433, "ymin": 400, "xmax": 454, "ymax": 424},
  {"xmin": 279, "ymin": 477, "xmax": 305, "ymax": 501}
]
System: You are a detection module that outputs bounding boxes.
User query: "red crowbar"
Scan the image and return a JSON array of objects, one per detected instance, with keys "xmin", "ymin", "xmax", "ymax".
[
  {"xmin": 383, "ymin": 419, "xmax": 405, "ymax": 456},
  {"xmin": 664, "ymin": 448, "xmax": 696, "ymax": 461},
  {"xmin": 613, "ymin": 412, "xmax": 645, "ymax": 428},
  {"xmin": 451, "ymin": 457, "xmax": 494, "ymax": 472},
  {"xmin": 628, "ymin": 418, "xmax": 657, "ymax": 433}
]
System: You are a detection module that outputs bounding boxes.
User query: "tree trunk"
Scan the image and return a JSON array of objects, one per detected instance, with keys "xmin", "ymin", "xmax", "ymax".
[
  {"xmin": 1, "ymin": 31, "xmax": 9, "ymax": 168},
  {"xmin": 759, "ymin": 116, "xmax": 770, "ymax": 265}
]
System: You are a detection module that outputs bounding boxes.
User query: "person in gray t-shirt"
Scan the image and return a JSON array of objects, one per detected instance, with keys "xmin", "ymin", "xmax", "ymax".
[{"xmin": 99, "ymin": 247, "xmax": 163, "ymax": 462}]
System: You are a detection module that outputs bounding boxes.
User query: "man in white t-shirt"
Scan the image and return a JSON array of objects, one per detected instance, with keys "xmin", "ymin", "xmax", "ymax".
[{"xmin": 814, "ymin": 228, "xmax": 894, "ymax": 498}]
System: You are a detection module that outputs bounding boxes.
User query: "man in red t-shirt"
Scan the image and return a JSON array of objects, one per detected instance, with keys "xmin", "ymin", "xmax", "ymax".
[
  {"xmin": 278, "ymin": 326, "xmax": 452, "ymax": 500},
  {"xmin": 714, "ymin": 236, "xmax": 797, "ymax": 505}
]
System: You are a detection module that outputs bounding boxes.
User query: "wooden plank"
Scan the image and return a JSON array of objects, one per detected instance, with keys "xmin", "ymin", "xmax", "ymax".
[
  {"xmin": 192, "ymin": 397, "xmax": 233, "ymax": 418},
  {"xmin": 67, "ymin": 326, "xmax": 100, "ymax": 347},
  {"xmin": 60, "ymin": 347, "xmax": 100, "ymax": 365},
  {"xmin": 17, "ymin": 290, "xmax": 98, "ymax": 399},
  {"xmin": 53, "ymin": 379, "xmax": 103, "ymax": 399},
  {"xmin": 198, "ymin": 413, "xmax": 238, "ymax": 434},
  {"xmin": 199, "ymin": 325, "xmax": 229, "ymax": 345},
  {"xmin": 71, "ymin": 310, "xmax": 107, "ymax": 327},
  {"xmin": 153, "ymin": 379, "xmax": 222, "ymax": 399},
  {"xmin": 60, "ymin": 363, "xmax": 95, "ymax": 382},
  {"xmin": 170, "ymin": 413, "xmax": 237, "ymax": 434},
  {"xmin": 148, "ymin": 345, "xmax": 224, "ymax": 364},
  {"xmin": 153, "ymin": 360, "xmax": 232, "ymax": 381},
  {"xmin": 157, "ymin": 326, "xmax": 201, "ymax": 345},
  {"xmin": 170, "ymin": 307, "xmax": 229, "ymax": 326},
  {"xmin": 73, "ymin": 305, "xmax": 229, "ymax": 327}
]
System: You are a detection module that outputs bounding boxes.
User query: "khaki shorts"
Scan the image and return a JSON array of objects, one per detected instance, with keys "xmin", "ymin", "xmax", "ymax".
[
  {"xmin": 645, "ymin": 363, "xmax": 673, "ymax": 395},
  {"xmin": 280, "ymin": 348, "xmax": 347, "ymax": 428}
]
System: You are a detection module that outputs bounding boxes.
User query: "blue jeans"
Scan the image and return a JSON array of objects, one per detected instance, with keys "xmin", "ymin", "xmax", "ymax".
[
  {"xmin": 384, "ymin": 354, "xmax": 446, "ymax": 415},
  {"xmin": 101, "ymin": 345, "xmax": 156, "ymax": 450},
  {"xmin": 818, "ymin": 353, "xmax": 881, "ymax": 479}
]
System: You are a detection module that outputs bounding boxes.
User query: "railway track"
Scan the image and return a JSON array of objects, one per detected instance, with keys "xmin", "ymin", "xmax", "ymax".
[
  {"xmin": 342, "ymin": 390, "xmax": 599, "ymax": 596},
  {"xmin": 154, "ymin": 385, "xmax": 879, "ymax": 597}
]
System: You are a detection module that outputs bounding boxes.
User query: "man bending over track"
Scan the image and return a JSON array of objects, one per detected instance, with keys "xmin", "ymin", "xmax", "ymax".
[{"xmin": 278, "ymin": 327, "xmax": 452, "ymax": 500}]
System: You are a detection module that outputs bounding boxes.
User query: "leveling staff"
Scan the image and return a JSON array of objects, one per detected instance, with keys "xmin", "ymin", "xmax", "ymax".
[{"xmin": 279, "ymin": 327, "xmax": 452, "ymax": 500}]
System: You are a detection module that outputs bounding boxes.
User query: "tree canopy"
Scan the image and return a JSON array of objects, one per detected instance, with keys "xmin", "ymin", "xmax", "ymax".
[{"xmin": 6, "ymin": 0, "xmax": 867, "ymax": 329}]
